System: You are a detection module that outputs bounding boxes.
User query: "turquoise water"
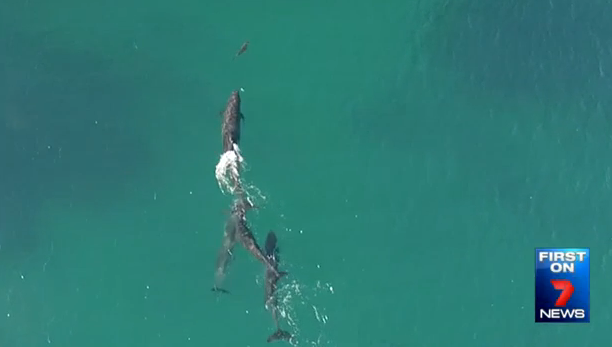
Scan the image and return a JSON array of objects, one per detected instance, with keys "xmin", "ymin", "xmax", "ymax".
[{"xmin": 1, "ymin": 0, "xmax": 612, "ymax": 346}]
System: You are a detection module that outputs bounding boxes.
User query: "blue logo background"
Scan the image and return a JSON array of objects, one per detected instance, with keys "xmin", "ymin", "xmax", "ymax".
[{"xmin": 535, "ymin": 248, "xmax": 590, "ymax": 323}]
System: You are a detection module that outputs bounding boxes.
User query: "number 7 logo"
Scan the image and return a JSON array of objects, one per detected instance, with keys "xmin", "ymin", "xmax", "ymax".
[{"xmin": 550, "ymin": 280, "xmax": 574, "ymax": 307}]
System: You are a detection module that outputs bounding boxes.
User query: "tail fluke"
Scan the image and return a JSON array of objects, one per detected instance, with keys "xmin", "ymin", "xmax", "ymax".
[
  {"xmin": 211, "ymin": 286, "xmax": 231, "ymax": 294},
  {"xmin": 266, "ymin": 329, "xmax": 292, "ymax": 343}
]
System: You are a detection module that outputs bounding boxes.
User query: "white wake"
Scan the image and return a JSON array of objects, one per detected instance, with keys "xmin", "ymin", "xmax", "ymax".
[{"xmin": 215, "ymin": 143, "xmax": 245, "ymax": 195}]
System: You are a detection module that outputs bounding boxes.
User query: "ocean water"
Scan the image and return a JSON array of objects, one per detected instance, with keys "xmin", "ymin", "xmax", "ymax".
[{"xmin": 1, "ymin": 0, "xmax": 611, "ymax": 346}]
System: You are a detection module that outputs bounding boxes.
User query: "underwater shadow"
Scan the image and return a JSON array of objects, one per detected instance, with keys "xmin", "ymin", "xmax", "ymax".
[{"xmin": 1, "ymin": 26, "xmax": 154, "ymax": 257}]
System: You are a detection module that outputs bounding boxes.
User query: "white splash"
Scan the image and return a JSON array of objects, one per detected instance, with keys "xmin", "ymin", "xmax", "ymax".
[
  {"xmin": 272, "ymin": 279, "xmax": 334, "ymax": 346},
  {"xmin": 215, "ymin": 144, "xmax": 245, "ymax": 194}
]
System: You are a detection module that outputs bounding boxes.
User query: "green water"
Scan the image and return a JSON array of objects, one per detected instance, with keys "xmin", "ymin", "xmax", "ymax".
[{"xmin": 1, "ymin": 0, "xmax": 611, "ymax": 346}]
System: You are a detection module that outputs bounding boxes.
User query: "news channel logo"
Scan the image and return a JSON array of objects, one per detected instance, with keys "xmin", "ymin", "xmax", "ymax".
[{"xmin": 535, "ymin": 248, "xmax": 590, "ymax": 323}]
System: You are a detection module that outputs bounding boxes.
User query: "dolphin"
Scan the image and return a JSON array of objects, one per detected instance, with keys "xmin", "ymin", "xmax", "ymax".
[
  {"xmin": 263, "ymin": 231, "xmax": 292, "ymax": 343},
  {"xmin": 221, "ymin": 90, "xmax": 244, "ymax": 153},
  {"xmin": 233, "ymin": 41, "xmax": 249, "ymax": 60}
]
